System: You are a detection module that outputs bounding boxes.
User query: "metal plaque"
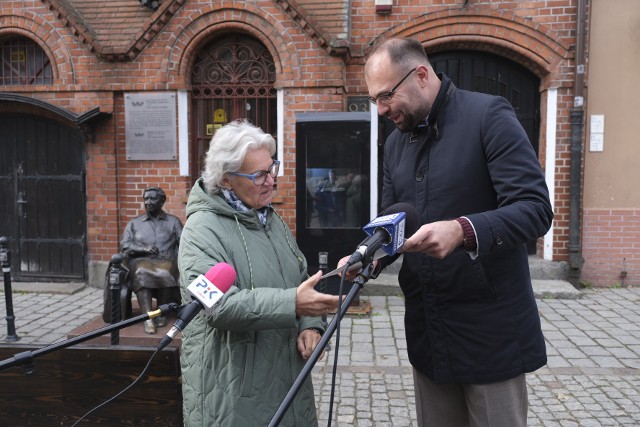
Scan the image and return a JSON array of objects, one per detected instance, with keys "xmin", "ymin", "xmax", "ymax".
[{"xmin": 125, "ymin": 92, "xmax": 177, "ymax": 160}]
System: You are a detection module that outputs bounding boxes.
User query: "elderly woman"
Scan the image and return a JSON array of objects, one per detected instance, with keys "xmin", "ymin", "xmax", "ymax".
[{"xmin": 178, "ymin": 119, "xmax": 339, "ymax": 426}]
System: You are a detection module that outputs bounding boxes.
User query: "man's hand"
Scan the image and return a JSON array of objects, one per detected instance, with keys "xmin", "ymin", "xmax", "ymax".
[
  {"xmin": 401, "ymin": 220, "xmax": 463, "ymax": 259},
  {"xmin": 295, "ymin": 271, "xmax": 340, "ymax": 317}
]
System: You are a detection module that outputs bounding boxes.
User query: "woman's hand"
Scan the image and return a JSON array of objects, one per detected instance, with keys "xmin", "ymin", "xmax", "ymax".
[
  {"xmin": 337, "ymin": 256, "xmax": 379, "ymax": 282},
  {"xmin": 297, "ymin": 328, "xmax": 325, "ymax": 360},
  {"xmin": 295, "ymin": 271, "xmax": 340, "ymax": 317}
]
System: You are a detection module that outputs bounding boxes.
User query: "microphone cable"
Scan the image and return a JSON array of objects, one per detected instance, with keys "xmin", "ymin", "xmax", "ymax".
[
  {"xmin": 326, "ymin": 260, "xmax": 356, "ymax": 427},
  {"xmin": 70, "ymin": 347, "xmax": 161, "ymax": 426}
]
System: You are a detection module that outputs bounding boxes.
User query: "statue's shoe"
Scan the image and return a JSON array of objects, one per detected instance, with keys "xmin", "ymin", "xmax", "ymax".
[
  {"xmin": 156, "ymin": 315, "xmax": 168, "ymax": 328},
  {"xmin": 144, "ymin": 319, "xmax": 157, "ymax": 334}
]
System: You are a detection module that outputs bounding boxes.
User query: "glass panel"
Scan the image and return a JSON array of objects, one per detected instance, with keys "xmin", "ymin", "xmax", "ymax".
[
  {"xmin": 0, "ymin": 37, "xmax": 52, "ymax": 85},
  {"xmin": 300, "ymin": 119, "xmax": 369, "ymax": 230},
  {"xmin": 307, "ymin": 168, "xmax": 365, "ymax": 229}
]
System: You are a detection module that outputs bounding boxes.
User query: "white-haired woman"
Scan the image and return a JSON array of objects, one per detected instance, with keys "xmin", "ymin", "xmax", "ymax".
[{"xmin": 178, "ymin": 119, "xmax": 338, "ymax": 426}]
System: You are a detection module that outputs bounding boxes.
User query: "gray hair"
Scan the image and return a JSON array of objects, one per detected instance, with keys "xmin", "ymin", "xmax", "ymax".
[{"xmin": 202, "ymin": 119, "xmax": 276, "ymax": 193}]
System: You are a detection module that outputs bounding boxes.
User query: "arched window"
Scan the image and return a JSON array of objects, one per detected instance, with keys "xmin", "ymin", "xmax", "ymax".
[
  {"xmin": 1, "ymin": 37, "xmax": 52, "ymax": 85},
  {"xmin": 190, "ymin": 35, "xmax": 277, "ymax": 179}
]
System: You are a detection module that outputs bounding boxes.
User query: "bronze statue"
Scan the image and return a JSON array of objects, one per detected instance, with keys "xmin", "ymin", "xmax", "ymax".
[{"xmin": 120, "ymin": 187, "xmax": 183, "ymax": 334}]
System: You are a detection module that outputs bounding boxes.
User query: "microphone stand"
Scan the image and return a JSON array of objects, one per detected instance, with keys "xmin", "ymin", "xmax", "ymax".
[
  {"xmin": 268, "ymin": 261, "xmax": 376, "ymax": 427},
  {"xmin": 0, "ymin": 303, "xmax": 178, "ymax": 374}
]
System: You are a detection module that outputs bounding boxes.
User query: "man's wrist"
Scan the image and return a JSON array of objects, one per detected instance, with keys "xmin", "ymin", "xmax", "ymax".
[{"xmin": 455, "ymin": 217, "xmax": 477, "ymax": 251}]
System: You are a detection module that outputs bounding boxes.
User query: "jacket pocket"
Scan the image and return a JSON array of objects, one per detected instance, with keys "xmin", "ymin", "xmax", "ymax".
[
  {"xmin": 240, "ymin": 340, "xmax": 255, "ymax": 397},
  {"xmin": 225, "ymin": 330, "xmax": 256, "ymax": 398},
  {"xmin": 468, "ymin": 259, "xmax": 496, "ymax": 302}
]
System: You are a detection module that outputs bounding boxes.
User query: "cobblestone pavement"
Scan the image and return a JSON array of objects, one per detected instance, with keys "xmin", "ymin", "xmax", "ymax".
[{"xmin": 2, "ymin": 286, "xmax": 640, "ymax": 426}]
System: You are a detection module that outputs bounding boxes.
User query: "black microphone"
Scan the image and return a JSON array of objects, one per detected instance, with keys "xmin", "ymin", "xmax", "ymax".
[
  {"xmin": 346, "ymin": 203, "xmax": 420, "ymax": 266},
  {"xmin": 158, "ymin": 262, "xmax": 237, "ymax": 350}
]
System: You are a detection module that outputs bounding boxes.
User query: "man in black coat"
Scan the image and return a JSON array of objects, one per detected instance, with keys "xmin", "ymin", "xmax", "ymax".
[{"xmin": 364, "ymin": 38, "xmax": 554, "ymax": 426}]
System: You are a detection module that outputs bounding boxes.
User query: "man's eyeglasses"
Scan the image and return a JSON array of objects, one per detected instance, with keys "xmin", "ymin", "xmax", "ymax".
[
  {"xmin": 367, "ymin": 67, "xmax": 417, "ymax": 105},
  {"xmin": 227, "ymin": 160, "xmax": 280, "ymax": 186}
]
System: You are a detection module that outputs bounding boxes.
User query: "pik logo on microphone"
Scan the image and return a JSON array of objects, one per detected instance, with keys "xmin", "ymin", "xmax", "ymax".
[
  {"xmin": 363, "ymin": 212, "xmax": 406, "ymax": 256},
  {"xmin": 187, "ymin": 275, "xmax": 225, "ymax": 310},
  {"xmin": 193, "ymin": 278, "xmax": 222, "ymax": 300}
]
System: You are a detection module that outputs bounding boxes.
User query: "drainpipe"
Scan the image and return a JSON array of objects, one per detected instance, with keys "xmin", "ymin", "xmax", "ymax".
[{"xmin": 568, "ymin": 0, "xmax": 587, "ymax": 287}]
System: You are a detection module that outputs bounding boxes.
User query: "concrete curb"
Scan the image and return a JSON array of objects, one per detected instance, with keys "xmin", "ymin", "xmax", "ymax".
[{"xmin": 7, "ymin": 282, "xmax": 86, "ymax": 295}]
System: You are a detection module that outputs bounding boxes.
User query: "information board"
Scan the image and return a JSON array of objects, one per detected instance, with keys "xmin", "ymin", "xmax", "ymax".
[{"xmin": 125, "ymin": 92, "xmax": 177, "ymax": 160}]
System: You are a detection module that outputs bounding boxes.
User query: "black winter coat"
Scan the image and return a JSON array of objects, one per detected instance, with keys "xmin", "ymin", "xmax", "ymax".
[{"xmin": 382, "ymin": 74, "xmax": 554, "ymax": 384}]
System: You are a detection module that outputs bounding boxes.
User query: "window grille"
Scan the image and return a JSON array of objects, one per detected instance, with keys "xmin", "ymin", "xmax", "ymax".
[
  {"xmin": 191, "ymin": 35, "xmax": 277, "ymax": 178},
  {"xmin": 1, "ymin": 37, "xmax": 52, "ymax": 85}
]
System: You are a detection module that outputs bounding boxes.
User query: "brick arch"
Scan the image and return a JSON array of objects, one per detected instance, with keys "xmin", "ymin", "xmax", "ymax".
[
  {"xmin": 164, "ymin": 6, "xmax": 301, "ymax": 87},
  {"xmin": 0, "ymin": 14, "xmax": 75, "ymax": 84},
  {"xmin": 372, "ymin": 9, "xmax": 570, "ymax": 82}
]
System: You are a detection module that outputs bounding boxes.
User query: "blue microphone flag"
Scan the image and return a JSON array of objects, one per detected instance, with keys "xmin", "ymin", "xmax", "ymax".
[{"xmin": 362, "ymin": 211, "xmax": 406, "ymax": 256}]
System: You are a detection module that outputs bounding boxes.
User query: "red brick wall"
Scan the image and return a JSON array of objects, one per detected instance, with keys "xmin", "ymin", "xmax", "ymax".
[
  {"xmin": 85, "ymin": 94, "xmax": 192, "ymax": 262},
  {"xmin": 582, "ymin": 209, "xmax": 640, "ymax": 286}
]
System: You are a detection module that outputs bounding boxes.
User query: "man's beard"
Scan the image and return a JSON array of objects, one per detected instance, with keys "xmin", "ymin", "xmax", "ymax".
[
  {"xmin": 397, "ymin": 112, "xmax": 419, "ymax": 133},
  {"xmin": 395, "ymin": 105, "xmax": 430, "ymax": 133}
]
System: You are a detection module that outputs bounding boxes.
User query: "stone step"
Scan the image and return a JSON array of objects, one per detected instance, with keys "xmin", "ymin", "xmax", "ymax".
[
  {"xmin": 528, "ymin": 255, "xmax": 569, "ymax": 280},
  {"xmin": 362, "ymin": 255, "xmax": 578, "ymax": 299},
  {"xmin": 363, "ymin": 274, "xmax": 580, "ymax": 299},
  {"xmin": 382, "ymin": 255, "xmax": 567, "ymax": 279}
]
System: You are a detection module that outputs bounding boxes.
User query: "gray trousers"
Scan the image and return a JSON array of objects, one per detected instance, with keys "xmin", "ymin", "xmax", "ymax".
[{"xmin": 413, "ymin": 368, "xmax": 528, "ymax": 427}]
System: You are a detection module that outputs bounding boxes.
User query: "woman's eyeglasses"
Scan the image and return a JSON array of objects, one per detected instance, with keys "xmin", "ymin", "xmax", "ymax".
[
  {"xmin": 227, "ymin": 160, "xmax": 280, "ymax": 186},
  {"xmin": 367, "ymin": 67, "xmax": 417, "ymax": 105}
]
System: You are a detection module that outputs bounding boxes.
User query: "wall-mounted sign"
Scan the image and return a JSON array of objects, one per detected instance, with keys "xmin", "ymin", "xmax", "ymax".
[
  {"xmin": 589, "ymin": 114, "xmax": 605, "ymax": 152},
  {"xmin": 125, "ymin": 92, "xmax": 177, "ymax": 160},
  {"xmin": 206, "ymin": 108, "xmax": 229, "ymax": 136},
  {"xmin": 213, "ymin": 108, "xmax": 227, "ymax": 124},
  {"xmin": 11, "ymin": 51, "xmax": 26, "ymax": 62},
  {"xmin": 347, "ymin": 96, "xmax": 370, "ymax": 112}
]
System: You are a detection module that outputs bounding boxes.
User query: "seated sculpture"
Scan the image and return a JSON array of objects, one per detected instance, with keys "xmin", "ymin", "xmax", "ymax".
[{"xmin": 119, "ymin": 187, "xmax": 183, "ymax": 334}]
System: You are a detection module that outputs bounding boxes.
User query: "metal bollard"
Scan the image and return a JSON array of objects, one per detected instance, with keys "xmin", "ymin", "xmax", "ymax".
[
  {"xmin": 318, "ymin": 251, "xmax": 329, "ymax": 292},
  {"xmin": 108, "ymin": 253, "xmax": 126, "ymax": 345},
  {"xmin": 318, "ymin": 251, "xmax": 330, "ymax": 350},
  {"xmin": 1, "ymin": 236, "xmax": 20, "ymax": 342}
]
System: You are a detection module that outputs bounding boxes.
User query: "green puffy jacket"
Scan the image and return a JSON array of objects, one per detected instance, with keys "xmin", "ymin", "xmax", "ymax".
[{"xmin": 178, "ymin": 179, "xmax": 323, "ymax": 426}]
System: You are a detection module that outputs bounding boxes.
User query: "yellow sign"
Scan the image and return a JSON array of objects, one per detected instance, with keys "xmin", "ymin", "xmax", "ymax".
[
  {"xmin": 11, "ymin": 51, "xmax": 26, "ymax": 63},
  {"xmin": 213, "ymin": 108, "xmax": 227, "ymax": 124}
]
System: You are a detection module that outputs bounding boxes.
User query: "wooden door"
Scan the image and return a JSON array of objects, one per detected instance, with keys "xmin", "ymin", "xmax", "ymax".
[{"xmin": 0, "ymin": 114, "xmax": 86, "ymax": 281}]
